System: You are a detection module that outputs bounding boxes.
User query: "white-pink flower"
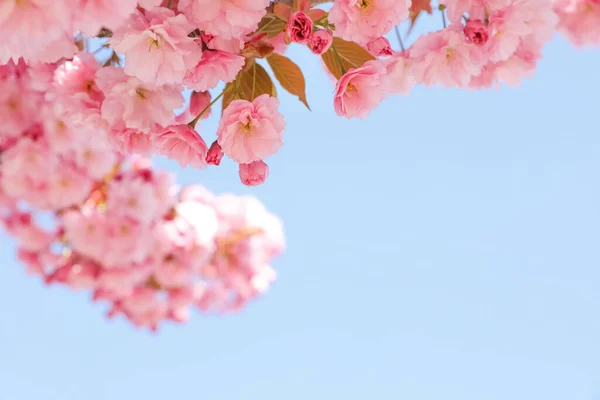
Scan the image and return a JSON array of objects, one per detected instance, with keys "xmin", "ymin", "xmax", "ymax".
[
  {"xmin": 111, "ymin": 7, "xmax": 202, "ymax": 86},
  {"xmin": 329, "ymin": 0, "xmax": 411, "ymax": 45},
  {"xmin": 217, "ymin": 95, "xmax": 285, "ymax": 164},
  {"xmin": 73, "ymin": 0, "xmax": 139, "ymax": 36},
  {"xmin": 410, "ymin": 25, "xmax": 486, "ymax": 88},
  {"xmin": 96, "ymin": 67, "xmax": 184, "ymax": 132},
  {"xmin": 177, "ymin": 0, "xmax": 270, "ymax": 40},
  {"xmin": 155, "ymin": 124, "xmax": 209, "ymax": 169},
  {"xmin": 183, "ymin": 49, "xmax": 245, "ymax": 92}
]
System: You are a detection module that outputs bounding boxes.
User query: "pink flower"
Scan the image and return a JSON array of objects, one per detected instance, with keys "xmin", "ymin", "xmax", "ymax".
[
  {"xmin": 53, "ymin": 53, "xmax": 103, "ymax": 107},
  {"xmin": 239, "ymin": 161, "xmax": 269, "ymax": 186},
  {"xmin": 139, "ymin": 0, "xmax": 164, "ymax": 8},
  {"xmin": 328, "ymin": 0, "xmax": 411, "ymax": 44},
  {"xmin": 202, "ymin": 34, "xmax": 245, "ymax": 53},
  {"xmin": 206, "ymin": 141, "xmax": 224, "ymax": 166},
  {"xmin": 268, "ymin": 33, "xmax": 290, "ymax": 55},
  {"xmin": 464, "ymin": 19, "xmax": 489, "ymax": 46},
  {"xmin": 155, "ymin": 124, "xmax": 209, "ymax": 169},
  {"xmin": 183, "ymin": 49, "xmax": 245, "ymax": 92},
  {"xmin": 309, "ymin": 30, "xmax": 333, "ymax": 55},
  {"xmin": 101, "ymin": 217, "xmax": 155, "ymax": 267},
  {"xmin": 469, "ymin": 35, "xmax": 543, "ymax": 88},
  {"xmin": 46, "ymin": 165, "xmax": 94, "ymax": 210},
  {"xmin": 177, "ymin": 0, "xmax": 271, "ymax": 40},
  {"xmin": 176, "ymin": 91, "xmax": 212, "ymax": 125},
  {"xmin": 97, "ymin": 67, "xmax": 184, "ymax": 132},
  {"xmin": 439, "ymin": 0, "xmax": 487, "ymax": 23},
  {"xmin": 483, "ymin": 0, "xmax": 557, "ymax": 63},
  {"xmin": 0, "ymin": 79, "xmax": 42, "ymax": 139},
  {"xmin": 107, "ymin": 175, "xmax": 163, "ymax": 225},
  {"xmin": 73, "ymin": 0, "xmax": 139, "ymax": 36},
  {"xmin": 286, "ymin": 11, "xmax": 314, "ymax": 44},
  {"xmin": 554, "ymin": 0, "xmax": 600, "ymax": 47},
  {"xmin": 2, "ymin": 212, "xmax": 53, "ymax": 252},
  {"xmin": 410, "ymin": 25, "xmax": 485, "ymax": 88},
  {"xmin": 0, "ymin": 0, "xmax": 74, "ymax": 64},
  {"xmin": 217, "ymin": 94, "xmax": 285, "ymax": 164},
  {"xmin": 384, "ymin": 51, "xmax": 416, "ymax": 95},
  {"xmin": 75, "ymin": 131, "xmax": 118, "ymax": 180},
  {"xmin": 111, "ymin": 7, "xmax": 202, "ymax": 86},
  {"xmin": 108, "ymin": 128, "xmax": 154, "ymax": 156},
  {"xmin": 367, "ymin": 37, "xmax": 394, "ymax": 56},
  {"xmin": 333, "ymin": 59, "xmax": 389, "ymax": 119}
]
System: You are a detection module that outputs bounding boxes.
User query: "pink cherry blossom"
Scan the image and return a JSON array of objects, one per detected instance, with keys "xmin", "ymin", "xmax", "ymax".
[
  {"xmin": 554, "ymin": 0, "xmax": 600, "ymax": 47},
  {"xmin": 328, "ymin": 0, "xmax": 411, "ymax": 44},
  {"xmin": 309, "ymin": 30, "xmax": 334, "ymax": 55},
  {"xmin": 111, "ymin": 7, "xmax": 202, "ymax": 86},
  {"xmin": 384, "ymin": 51, "xmax": 416, "ymax": 95},
  {"xmin": 333, "ymin": 59, "xmax": 389, "ymax": 119},
  {"xmin": 217, "ymin": 94, "xmax": 285, "ymax": 164},
  {"xmin": 0, "ymin": 79, "xmax": 42, "ymax": 138},
  {"xmin": 482, "ymin": 0, "xmax": 557, "ymax": 63},
  {"xmin": 139, "ymin": 0, "xmax": 165, "ymax": 9},
  {"xmin": 367, "ymin": 37, "xmax": 394, "ymax": 56},
  {"xmin": 107, "ymin": 174, "xmax": 164, "ymax": 225},
  {"xmin": 108, "ymin": 128, "xmax": 155, "ymax": 156},
  {"xmin": 155, "ymin": 124, "xmax": 209, "ymax": 169},
  {"xmin": 206, "ymin": 141, "xmax": 224, "ymax": 166},
  {"xmin": 464, "ymin": 19, "xmax": 489, "ymax": 46},
  {"xmin": 410, "ymin": 25, "xmax": 486, "ymax": 88},
  {"xmin": 183, "ymin": 49, "xmax": 245, "ymax": 92},
  {"xmin": 439, "ymin": 0, "xmax": 487, "ymax": 23},
  {"xmin": 97, "ymin": 67, "xmax": 184, "ymax": 132},
  {"xmin": 0, "ymin": 0, "xmax": 74, "ymax": 64},
  {"xmin": 73, "ymin": 0, "xmax": 139, "ymax": 36},
  {"xmin": 46, "ymin": 164, "xmax": 94, "ymax": 210},
  {"xmin": 287, "ymin": 11, "xmax": 314, "ymax": 44},
  {"xmin": 269, "ymin": 33, "xmax": 290, "ymax": 55},
  {"xmin": 239, "ymin": 161, "xmax": 269, "ymax": 186},
  {"xmin": 469, "ymin": 34, "xmax": 543, "ymax": 88},
  {"xmin": 177, "ymin": 0, "xmax": 271, "ymax": 40},
  {"xmin": 176, "ymin": 91, "xmax": 212, "ymax": 125}
]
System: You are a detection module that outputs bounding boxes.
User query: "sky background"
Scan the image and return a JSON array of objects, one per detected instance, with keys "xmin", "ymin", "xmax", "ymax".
[{"xmin": 1, "ymin": 12, "xmax": 600, "ymax": 400}]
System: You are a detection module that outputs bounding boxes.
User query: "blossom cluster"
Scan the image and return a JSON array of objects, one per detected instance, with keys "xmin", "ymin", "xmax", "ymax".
[
  {"xmin": 0, "ymin": 0, "xmax": 597, "ymax": 328},
  {"xmin": 1, "ymin": 0, "xmax": 596, "ymax": 188},
  {"xmin": 0, "ymin": 60, "xmax": 284, "ymax": 330}
]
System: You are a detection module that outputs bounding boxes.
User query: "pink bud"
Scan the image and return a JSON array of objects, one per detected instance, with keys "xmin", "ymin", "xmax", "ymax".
[
  {"xmin": 286, "ymin": 11, "xmax": 314, "ymax": 44},
  {"xmin": 309, "ymin": 30, "xmax": 333, "ymax": 55},
  {"xmin": 190, "ymin": 91, "xmax": 212, "ymax": 120},
  {"xmin": 206, "ymin": 141, "xmax": 224, "ymax": 166},
  {"xmin": 239, "ymin": 160, "xmax": 269, "ymax": 186},
  {"xmin": 464, "ymin": 20, "xmax": 489, "ymax": 46},
  {"xmin": 366, "ymin": 37, "xmax": 394, "ymax": 57}
]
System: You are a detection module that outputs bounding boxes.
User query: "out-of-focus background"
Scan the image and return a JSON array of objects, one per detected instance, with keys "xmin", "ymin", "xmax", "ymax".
[{"xmin": 1, "ymin": 16, "xmax": 600, "ymax": 400}]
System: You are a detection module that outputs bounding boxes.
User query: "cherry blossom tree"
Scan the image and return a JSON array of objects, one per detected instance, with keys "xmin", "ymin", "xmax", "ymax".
[{"xmin": 0, "ymin": 0, "xmax": 598, "ymax": 329}]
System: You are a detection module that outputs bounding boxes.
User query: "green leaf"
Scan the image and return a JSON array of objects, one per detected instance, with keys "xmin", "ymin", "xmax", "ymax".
[{"xmin": 267, "ymin": 53, "xmax": 310, "ymax": 110}]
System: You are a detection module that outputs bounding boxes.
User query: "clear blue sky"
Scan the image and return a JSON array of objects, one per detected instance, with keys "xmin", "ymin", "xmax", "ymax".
[{"xmin": 1, "ymin": 16, "xmax": 600, "ymax": 400}]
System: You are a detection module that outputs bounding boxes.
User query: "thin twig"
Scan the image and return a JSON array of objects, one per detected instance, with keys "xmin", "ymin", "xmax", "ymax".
[{"xmin": 394, "ymin": 25, "xmax": 405, "ymax": 52}]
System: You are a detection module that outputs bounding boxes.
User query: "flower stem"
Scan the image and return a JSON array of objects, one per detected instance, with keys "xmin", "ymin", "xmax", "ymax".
[
  {"xmin": 394, "ymin": 25, "xmax": 405, "ymax": 52},
  {"xmin": 439, "ymin": 5, "xmax": 447, "ymax": 28}
]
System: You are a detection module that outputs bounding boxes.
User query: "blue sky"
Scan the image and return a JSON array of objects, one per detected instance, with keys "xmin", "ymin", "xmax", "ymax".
[{"xmin": 2, "ymin": 15, "xmax": 600, "ymax": 400}]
